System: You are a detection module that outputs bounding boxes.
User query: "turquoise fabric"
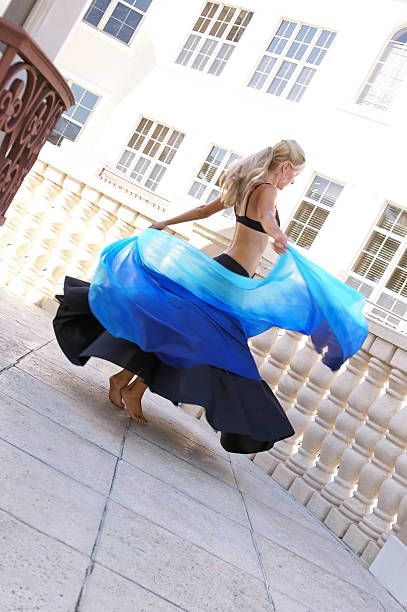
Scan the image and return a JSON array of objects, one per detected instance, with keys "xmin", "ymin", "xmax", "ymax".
[{"xmin": 89, "ymin": 229, "xmax": 368, "ymax": 375}]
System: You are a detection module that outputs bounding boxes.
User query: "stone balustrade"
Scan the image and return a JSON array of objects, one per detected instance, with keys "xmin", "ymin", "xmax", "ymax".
[
  {"xmin": 250, "ymin": 324, "xmax": 407, "ymax": 566},
  {"xmin": 1, "ymin": 154, "xmax": 406, "ymax": 575},
  {"xmin": 0, "ymin": 156, "xmax": 185, "ymax": 302}
]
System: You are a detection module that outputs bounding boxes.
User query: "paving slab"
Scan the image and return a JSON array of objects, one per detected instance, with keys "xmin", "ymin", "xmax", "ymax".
[
  {"xmin": 79, "ymin": 564, "xmax": 181, "ymax": 611},
  {"xmin": 0, "ymin": 439, "xmax": 105, "ymax": 555},
  {"xmin": 96, "ymin": 501, "xmax": 271, "ymax": 612},
  {"xmin": 0, "ymin": 391, "xmax": 116, "ymax": 495},
  {"xmin": 256, "ymin": 534, "xmax": 387, "ymax": 612},
  {"xmin": 0, "ymin": 366, "xmax": 127, "ymax": 454},
  {"xmin": 111, "ymin": 459, "xmax": 261, "ymax": 578},
  {"xmin": 0, "ymin": 510, "xmax": 88, "ymax": 612},
  {"xmin": 0, "ymin": 287, "xmax": 403, "ymax": 612},
  {"xmin": 123, "ymin": 433, "xmax": 246, "ymax": 523}
]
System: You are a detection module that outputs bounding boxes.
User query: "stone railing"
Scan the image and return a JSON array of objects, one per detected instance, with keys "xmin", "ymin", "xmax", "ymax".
[
  {"xmin": 1, "ymin": 155, "xmax": 406, "ymax": 580},
  {"xmin": 0, "ymin": 18, "xmax": 74, "ymax": 225},
  {"xmin": 0, "ymin": 156, "xmax": 185, "ymax": 303},
  {"xmin": 248, "ymin": 322, "xmax": 407, "ymax": 567}
]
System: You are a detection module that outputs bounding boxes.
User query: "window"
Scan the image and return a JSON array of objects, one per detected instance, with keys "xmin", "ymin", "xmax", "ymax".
[
  {"xmin": 248, "ymin": 20, "xmax": 336, "ymax": 102},
  {"xmin": 189, "ymin": 145, "xmax": 239, "ymax": 203},
  {"xmin": 48, "ymin": 83, "xmax": 99, "ymax": 146},
  {"xmin": 347, "ymin": 203, "xmax": 407, "ymax": 330},
  {"xmin": 176, "ymin": 2, "xmax": 253, "ymax": 76},
  {"xmin": 116, "ymin": 117, "xmax": 184, "ymax": 191},
  {"xmin": 358, "ymin": 28, "xmax": 407, "ymax": 111},
  {"xmin": 285, "ymin": 176, "xmax": 343, "ymax": 249},
  {"xmin": 83, "ymin": 0, "xmax": 152, "ymax": 44}
]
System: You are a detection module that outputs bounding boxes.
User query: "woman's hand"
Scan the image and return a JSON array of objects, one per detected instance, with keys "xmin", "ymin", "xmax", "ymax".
[
  {"xmin": 149, "ymin": 221, "xmax": 166, "ymax": 230},
  {"xmin": 271, "ymin": 228, "xmax": 288, "ymax": 254}
]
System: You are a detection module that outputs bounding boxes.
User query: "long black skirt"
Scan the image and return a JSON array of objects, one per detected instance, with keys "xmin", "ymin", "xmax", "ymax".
[{"xmin": 53, "ymin": 253, "xmax": 294, "ymax": 453}]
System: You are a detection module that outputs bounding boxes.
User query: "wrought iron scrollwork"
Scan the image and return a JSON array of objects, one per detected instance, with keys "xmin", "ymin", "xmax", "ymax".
[{"xmin": 0, "ymin": 19, "xmax": 74, "ymax": 225}]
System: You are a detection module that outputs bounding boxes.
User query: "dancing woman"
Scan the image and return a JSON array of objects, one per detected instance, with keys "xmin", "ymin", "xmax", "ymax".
[
  {"xmin": 53, "ymin": 139, "xmax": 367, "ymax": 453},
  {"xmin": 108, "ymin": 141, "xmax": 301, "ymax": 425}
]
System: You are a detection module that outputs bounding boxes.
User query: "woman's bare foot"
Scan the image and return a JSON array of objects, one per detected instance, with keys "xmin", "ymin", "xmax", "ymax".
[
  {"xmin": 121, "ymin": 379, "xmax": 148, "ymax": 424},
  {"xmin": 108, "ymin": 371, "xmax": 134, "ymax": 409}
]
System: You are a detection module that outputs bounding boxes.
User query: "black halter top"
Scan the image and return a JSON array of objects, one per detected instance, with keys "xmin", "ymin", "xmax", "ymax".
[{"xmin": 235, "ymin": 182, "xmax": 280, "ymax": 233}]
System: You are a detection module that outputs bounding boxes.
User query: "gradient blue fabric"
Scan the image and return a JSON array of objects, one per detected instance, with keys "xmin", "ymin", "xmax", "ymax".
[{"xmin": 88, "ymin": 229, "xmax": 368, "ymax": 376}]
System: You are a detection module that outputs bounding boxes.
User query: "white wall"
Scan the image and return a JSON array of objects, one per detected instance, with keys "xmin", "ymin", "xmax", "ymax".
[{"xmin": 38, "ymin": 0, "xmax": 407, "ymax": 278}]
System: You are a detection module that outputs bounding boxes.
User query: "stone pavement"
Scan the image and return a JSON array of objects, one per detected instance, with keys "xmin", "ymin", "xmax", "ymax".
[{"xmin": 0, "ymin": 288, "xmax": 403, "ymax": 612}]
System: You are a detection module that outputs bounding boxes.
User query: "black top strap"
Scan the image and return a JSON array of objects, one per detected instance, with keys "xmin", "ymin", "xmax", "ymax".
[{"xmin": 243, "ymin": 182, "xmax": 275, "ymax": 215}]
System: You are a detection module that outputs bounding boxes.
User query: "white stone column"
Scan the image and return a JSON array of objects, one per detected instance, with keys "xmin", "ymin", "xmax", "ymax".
[
  {"xmin": 259, "ymin": 330, "xmax": 304, "ymax": 391},
  {"xmin": 359, "ymin": 452, "xmax": 407, "ymax": 564},
  {"xmin": 289, "ymin": 348, "xmax": 370, "ymax": 504},
  {"xmin": 274, "ymin": 338, "xmax": 319, "ymax": 410},
  {"xmin": 250, "ymin": 327, "xmax": 279, "ymax": 370},
  {"xmin": 0, "ymin": 164, "xmax": 44, "ymax": 257},
  {"xmin": 272, "ymin": 359, "xmax": 335, "ymax": 489},
  {"xmin": 324, "ymin": 345, "xmax": 402, "ymax": 537},
  {"xmin": 5, "ymin": 165, "xmax": 63, "ymax": 295},
  {"xmin": 306, "ymin": 339, "xmax": 390, "ymax": 521},
  {"xmin": 343, "ymin": 401, "xmax": 407, "ymax": 556},
  {"xmin": 28, "ymin": 175, "xmax": 84, "ymax": 301},
  {"xmin": 24, "ymin": 0, "xmax": 89, "ymax": 60}
]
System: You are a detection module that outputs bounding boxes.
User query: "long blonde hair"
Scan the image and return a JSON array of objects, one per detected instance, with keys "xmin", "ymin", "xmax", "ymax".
[{"xmin": 219, "ymin": 139, "xmax": 305, "ymax": 212}]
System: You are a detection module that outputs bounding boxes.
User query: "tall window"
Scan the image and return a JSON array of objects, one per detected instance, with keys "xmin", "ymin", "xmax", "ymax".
[
  {"xmin": 48, "ymin": 83, "xmax": 99, "ymax": 146},
  {"xmin": 83, "ymin": 0, "xmax": 152, "ymax": 44},
  {"xmin": 189, "ymin": 146, "xmax": 239, "ymax": 202},
  {"xmin": 285, "ymin": 176, "xmax": 343, "ymax": 249},
  {"xmin": 116, "ymin": 118, "xmax": 184, "ymax": 191},
  {"xmin": 248, "ymin": 20, "xmax": 336, "ymax": 102},
  {"xmin": 176, "ymin": 3, "xmax": 253, "ymax": 76},
  {"xmin": 347, "ymin": 203, "xmax": 407, "ymax": 329},
  {"xmin": 358, "ymin": 28, "xmax": 407, "ymax": 111}
]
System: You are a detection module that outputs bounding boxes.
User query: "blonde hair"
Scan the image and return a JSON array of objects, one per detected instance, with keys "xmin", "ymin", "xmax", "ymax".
[{"xmin": 219, "ymin": 139, "xmax": 305, "ymax": 211}]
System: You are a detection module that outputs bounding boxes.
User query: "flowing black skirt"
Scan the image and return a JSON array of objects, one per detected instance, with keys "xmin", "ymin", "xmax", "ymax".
[{"xmin": 53, "ymin": 253, "xmax": 294, "ymax": 453}]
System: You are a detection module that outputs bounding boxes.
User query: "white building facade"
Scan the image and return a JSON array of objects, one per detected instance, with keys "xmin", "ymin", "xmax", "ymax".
[{"xmin": 3, "ymin": 0, "xmax": 407, "ymax": 329}]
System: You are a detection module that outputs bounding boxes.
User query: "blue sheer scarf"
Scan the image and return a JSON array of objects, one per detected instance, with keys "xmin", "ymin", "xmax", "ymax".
[{"xmin": 89, "ymin": 229, "xmax": 368, "ymax": 377}]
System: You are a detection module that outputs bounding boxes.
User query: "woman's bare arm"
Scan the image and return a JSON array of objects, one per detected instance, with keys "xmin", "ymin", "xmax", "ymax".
[
  {"xmin": 256, "ymin": 185, "xmax": 288, "ymax": 254},
  {"xmin": 150, "ymin": 197, "xmax": 225, "ymax": 230}
]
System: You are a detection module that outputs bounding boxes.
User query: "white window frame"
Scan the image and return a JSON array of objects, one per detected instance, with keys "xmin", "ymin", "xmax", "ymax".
[
  {"xmin": 116, "ymin": 117, "xmax": 185, "ymax": 192},
  {"xmin": 82, "ymin": 0, "xmax": 151, "ymax": 45},
  {"xmin": 346, "ymin": 203, "xmax": 407, "ymax": 331},
  {"xmin": 188, "ymin": 145, "xmax": 240, "ymax": 205},
  {"xmin": 48, "ymin": 80, "xmax": 100, "ymax": 146},
  {"xmin": 248, "ymin": 19, "xmax": 336, "ymax": 102},
  {"xmin": 176, "ymin": 2, "xmax": 253, "ymax": 76},
  {"xmin": 285, "ymin": 174, "xmax": 344, "ymax": 249},
  {"xmin": 357, "ymin": 27, "xmax": 407, "ymax": 112}
]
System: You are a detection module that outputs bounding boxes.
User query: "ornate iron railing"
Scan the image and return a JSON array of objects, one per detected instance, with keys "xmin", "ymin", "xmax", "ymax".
[{"xmin": 0, "ymin": 18, "xmax": 74, "ymax": 225}]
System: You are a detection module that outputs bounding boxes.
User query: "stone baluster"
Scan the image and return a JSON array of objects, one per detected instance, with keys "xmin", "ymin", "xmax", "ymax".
[
  {"xmin": 103, "ymin": 205, "xmax": 137, "ymax": 245},
  {"xmin": 63, "ymin": 189, "xmax": 106, "ymax": 281},
  {"xmin": 253, "ymin": 335, "xmax": 315, "ymax": 473},
  {"xmin": 0, "ymin": 164, "xmax": 44, "ymax": 255},
  {"xmin": 306, "ymin": 339, "xmax": 390, "ymax": 521},
  {"xmin": 250, "ymin": 327, "xmax": 279, "ymax": 370},
  {"xmin": 53, "ymin": 186, "xmax": 101, "ymax": 284},
  {"xmin": 323, "ymin": 341, "xmax": 400, "ymax": 537},
  {"xmin": 259, "ymin": 330, "xmax": 304, "ymax": 392},
  {"xmin": 272, "ymin": 360, "xmax": 336, "ymax": 489},
  {"xmin": 289, "ymin": 348, "xmax": 370, "ymax": 504},
  {"xmin": 0, "ymin": 162, "xmax": 47, "ymax": 282},
  {"xmin": 9, "ymin": 167, "xmax": 68, "ymax": 301},
  {"xmin": 75, "ymin": 195, "xmax": 118, "ymax": 280},
  {"xmin": 3, "ymin": 165, "xmax": 63, "ymax": 291},
  {"xmin": 274, "ymin": 338, "xmax": 319, "ymax": 410},
  {"xmin": 357, "ymin": 450, "xmax": 407, "ymax": 564},
  {"xmin": 23, "ymin": 176, "xmax": 83, "ymax": 302},
  {"xmin": 342, "ymin": 398, "xmax": 407, "ymax": 555},
  {"xmin": 383, "ymin": 490, "xmax": 407, "ymax": 543}
]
